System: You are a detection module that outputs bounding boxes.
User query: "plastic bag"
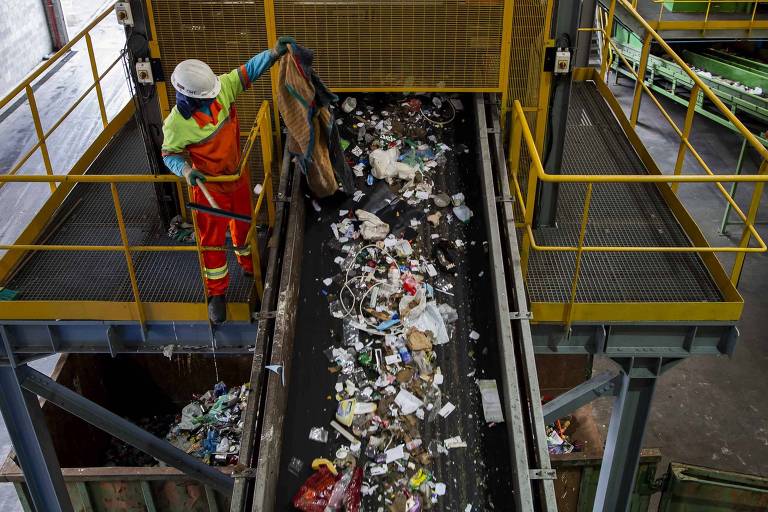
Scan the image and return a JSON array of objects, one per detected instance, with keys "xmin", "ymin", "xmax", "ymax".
[
  {"xmin": 292, "ymin": 466, "xmax": 338, "ymax": 512},
  {"xmin": 355, "ymin": 210, "xmax": 389, "ymax": 241},
  {"xmin": 400, "ymin": 290, "xmax": 449, "ymax": 345},
  {"xmin": 343, "ymin": 467, "xmax": 363, "ymax": 512},
  {"xmin": 325, "ymin": 468, "xmax": 353, "ymax": 510},
  {"xmin": 370, "ymin": 148, "xmax": 399, "ymax": 180}
]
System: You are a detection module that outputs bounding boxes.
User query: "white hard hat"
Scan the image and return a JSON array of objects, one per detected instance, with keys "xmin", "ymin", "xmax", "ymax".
[{"xmin": 170, "ymin": 59, "xmax": 221, "ymax": 99}]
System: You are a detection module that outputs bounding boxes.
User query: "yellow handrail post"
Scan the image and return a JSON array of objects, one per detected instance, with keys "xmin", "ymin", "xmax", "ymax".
[
  {"xmin": 110, "ymin": 183, "xmax": 146, "ymax": 331},
  {"xmin": 260, "ymin": 107, "xmax": 276, "ymax": 226},
  {"xmin": 509, "ymin": 108, "xmax": 523, "ymax": 176},
  {"xmin": 565, "ymin": 183, "xmax": 594, "ymax": 330},
  {"xmin": 85, "ymin": 33, "xmax": 108, "ymax": 128},
  {"xmin": 600, "ymin": 0, "xmax": 616, "ymax": 80},
  {"xmin": 672, "ymin": 84, "xmax": 700, "ymax": 192},
  {"xmin": 26, "ymin": 86, "xmax": 56, "ymax": 193},
  {"xmin": 190, "ymin": 208, "xmax": 214, "ymax": 315},
  {"xmin": 750, "ymin": 0, "xmax": 759, "ymax": 31},
  {"xmin": 630, "ymin": 31, "xmax": 652, "ymax": 128},
  {"xmin": 249, "ymin": 234, "xmax": 264, "ymax": 300},
  {"xmin": 521, "ymin": 153, "xmax": 540, "ymax": 277},
  {"xmin": 730, "ymin": 161, "xmax": 768, "ymax": 285},
  {"xmin": 175, "ymin": 180, "xmax": 188, "ymax": 222}
]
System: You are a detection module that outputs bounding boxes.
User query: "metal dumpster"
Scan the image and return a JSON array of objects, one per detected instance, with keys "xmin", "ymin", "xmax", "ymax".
[
  {"xmin": 659, "ymin": 461, "xmax": 768, "ymax": 511},
  {"xmin": 0, "ymin": 353, "xmax": 252, "ymax": 512}
]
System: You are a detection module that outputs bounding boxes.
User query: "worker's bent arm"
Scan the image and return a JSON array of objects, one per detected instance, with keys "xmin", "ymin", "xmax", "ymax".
[
  {"xmin": 220, "ymin": 49, "xmax": 275, "ymax": 104},
  {"xmin": 244, "ymin": 49, "xmax": 275, "ymax": 83},
  {"xmin": 161, "ymin": 108, "xmax": 192, "ymax": 177},
  {"xmin": 163, "ymin": 154, "xmax": 187, "ymax": 177}
]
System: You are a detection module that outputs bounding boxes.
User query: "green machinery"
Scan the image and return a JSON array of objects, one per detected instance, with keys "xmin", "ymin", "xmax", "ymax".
[{"xmin": 611, "ymin": 28, "xmax": 768, "ymax": 234}]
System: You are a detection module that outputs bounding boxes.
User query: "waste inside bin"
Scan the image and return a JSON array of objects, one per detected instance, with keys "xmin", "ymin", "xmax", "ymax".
[{"xmin": 0, "ymin": 353, "xmax": 252, "ymax": 512}]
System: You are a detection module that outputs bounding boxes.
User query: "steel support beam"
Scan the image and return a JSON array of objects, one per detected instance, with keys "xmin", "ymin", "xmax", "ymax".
[
  {"xmin": 542, "ymin": 371, "xmax": 620, "ymax": 423},
  {"xmin": 536, "ymin": 0, "xmax": 583, "ymax": 227},
  {"xmin": 490, "ymin": 94, "xmax": 558, "ymax": 511},
  {"xmin": 593, "ymin": 357, "xmax": 668, "ymax": 512},
  {"xmin": 475, "ymin": 94, "xmax": 536, "ymax": 510},
  {"xmin": 576, "ymin": 0, "xmax": 597, "ymax": 67},
  {"xmin": 16, "ymin": 365, "xmax": 234, "ymax": 494},
  {"xmin": 0, "ymin": 366, "xmax": 73, "ymax": 512}
]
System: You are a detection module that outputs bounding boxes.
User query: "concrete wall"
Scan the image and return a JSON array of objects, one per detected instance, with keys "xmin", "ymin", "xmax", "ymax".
[{"xmin": 0, "ymin": 0, "xmax": 53, "ymax": 98}]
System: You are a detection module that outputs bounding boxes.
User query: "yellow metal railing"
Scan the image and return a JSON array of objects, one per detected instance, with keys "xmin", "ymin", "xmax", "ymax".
[
  {"xmin": 508, "ymin": 0, "xmax": 768, "ymax": 328},
  {"xmin": 0, "ymin": 2, "xmax": 126, "ymax": 192},
  {"xmin": 634, "ymin": 0, "xmax": 767, "ymax": 30},
  {"xmin": 0, "ymin": 101, "xmax": 277, "ymax": 327}
]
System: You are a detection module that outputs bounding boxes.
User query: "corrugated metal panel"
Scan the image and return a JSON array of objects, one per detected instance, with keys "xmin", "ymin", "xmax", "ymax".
[
  {"xmin": 272, "ymin": 0, "xmax": 505, "ymax": 91},
  {"xmin": 150, "ymin": 1, "xmax": 271, "ymax": 129},
  {"xmin": 507, "ymin": 0, "xmax": 549, "ymax": 131}
]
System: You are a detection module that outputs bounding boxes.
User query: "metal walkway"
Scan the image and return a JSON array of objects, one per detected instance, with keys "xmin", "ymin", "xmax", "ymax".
[
  {"xmin": 4, "ymin": 120, "xmax": 251, "ymax": 304},
  {"xmin": 525, "ymin": 82, "xmax": 722, "ymax": 305}
]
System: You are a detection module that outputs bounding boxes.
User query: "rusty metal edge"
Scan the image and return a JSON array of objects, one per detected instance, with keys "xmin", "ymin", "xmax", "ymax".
[
  {"xmin": 230, "ymin": 146, "xmax": 294, "ymax": 512},
  {"xmin": 0, "ymin": 465, "xmax": 236, "ymax": 483},
  {"xmin": 486, "ymin": 94, "xmax": 558, "ymax": 510},
  {"xmin": 249, "ymin": 162, "xmax": 305, "ymax": 512}
]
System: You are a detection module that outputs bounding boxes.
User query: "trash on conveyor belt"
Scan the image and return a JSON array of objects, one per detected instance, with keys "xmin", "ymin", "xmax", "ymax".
[{"xmin": 291, "ymin": 94, "xmax": 500, "ymax": 511}]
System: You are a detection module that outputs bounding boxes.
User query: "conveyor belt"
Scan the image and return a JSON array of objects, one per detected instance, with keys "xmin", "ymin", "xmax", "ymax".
[
  {"xmin": 272, "ymin": 96, "xmax": 516, "ymax": 510},
  {"xmin": 5, "ymin": 120, "xmax": 251, "ymax": 303},
  {"xmin": 525, "ymin": 82, "xmax": 723, "ymax": 304}
]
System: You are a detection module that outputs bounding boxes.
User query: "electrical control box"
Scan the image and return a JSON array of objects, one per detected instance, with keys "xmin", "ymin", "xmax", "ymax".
[
  {"xmin": 115, "ymin": 2, "xmax": 134, "ymax": 27},
  {"xmin": 554, "ymin": 49, "xmax": 571, "ymax": 75},
  {"xmin": 135, "ymin": 59, "xmax": 154, "ymax": 85}
]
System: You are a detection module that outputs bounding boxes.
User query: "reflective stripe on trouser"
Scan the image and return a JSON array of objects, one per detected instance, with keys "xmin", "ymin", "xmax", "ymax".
[{"xmin": 193, "ymin": 177, "xmax": 254, "ymax": 296}]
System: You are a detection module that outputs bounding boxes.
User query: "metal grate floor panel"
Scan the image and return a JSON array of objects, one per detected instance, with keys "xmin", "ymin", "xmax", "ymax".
[
  {"xmin": 6, "ymin": 120, "xmax": 252, "ymax": 303},
  {"xmin": 524, "ymin": 82, "xmax": 723, "ymax": 304}
]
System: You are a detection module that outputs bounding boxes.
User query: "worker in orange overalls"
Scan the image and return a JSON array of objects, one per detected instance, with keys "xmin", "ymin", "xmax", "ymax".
[{"xmin": 162, "ymin": 37, "xmax": 294, "ymax": 324}]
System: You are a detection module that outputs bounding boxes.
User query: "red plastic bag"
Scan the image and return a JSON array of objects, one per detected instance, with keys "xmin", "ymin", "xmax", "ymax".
[
  {"xmin": 292, "ymin": 467, "xmax": 338, "ymax": 511},
  {"xmin": 343, "ymin": 467, "xmax": 363, "ymax": 512}
]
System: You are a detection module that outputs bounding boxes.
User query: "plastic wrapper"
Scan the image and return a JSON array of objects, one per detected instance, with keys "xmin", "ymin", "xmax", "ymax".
[
  {"xmin": 292, "ymin": 466, "xmax": 338, "ymax": 512},
  {"xmin": 325, "ymin": 468, "xmax": 353, "ymax": 510},
  {"xmin": 343, "ymin": 467, "xmax": 363, "ymax": 512}
]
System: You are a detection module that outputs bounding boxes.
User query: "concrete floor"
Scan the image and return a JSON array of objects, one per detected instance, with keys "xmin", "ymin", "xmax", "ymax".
[
  {"xmin": 0, "ymin": 0, "xmax": 128, "ymax": 247},
  {"xmin": 590, "ymin": 74, "xmax": 768, "ymax": 482}
]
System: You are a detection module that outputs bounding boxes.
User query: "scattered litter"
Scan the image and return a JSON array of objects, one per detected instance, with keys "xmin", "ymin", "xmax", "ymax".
[
  {"xmin": 438, "ymin": 402, "xmax": 456, "ymax": 418},
  {"xmin": 394, "ymin": 388, "xmax": 424, "ymax": 415},
  {"xmin": 478, "ymin": 380, "xmax": 505, "ymax": 423},
  {"xmin": 292, "ymin": 94, "xmax": 498, "ymax": 510},
  {"xmin": 287, "ymin": 456, "xmax": 304, "ymax": 476},
  {"xmin": 544, "ymin": 413, "xmax": 581, "ymax": 454},
  {"xmin": 356, "ymin": 210, "xmax": 389, "ymax": 241},
  {"xmin": 309, "ymin": 426, "xmax": 329, "ymax": 443},
  {"xmin": 162, "ymin": 344, "xmax": 174, "ymax": 359},
  {"xmin": 469, "ymin": 330, "xmax": 480, "ymax": 341},
  {"xmin": 453, "ymin": 205, "xmax": 473, "ymax": 223},
  {"xmin": 444, "ymin": 436, "xmax": 467, "ymax": 449}
]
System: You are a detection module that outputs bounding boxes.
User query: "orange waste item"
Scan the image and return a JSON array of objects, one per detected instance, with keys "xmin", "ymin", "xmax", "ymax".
[{"xmin": 292, "ymin": 466, "xmax": 339, "ymax": 511}]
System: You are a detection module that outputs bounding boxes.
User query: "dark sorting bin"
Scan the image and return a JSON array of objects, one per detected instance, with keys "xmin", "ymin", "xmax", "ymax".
[{"xmin": 0, "ymin": 353, "xmax": 252, "ymax": 512}]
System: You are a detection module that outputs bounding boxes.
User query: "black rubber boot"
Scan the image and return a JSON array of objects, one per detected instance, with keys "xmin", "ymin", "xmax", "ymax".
[{"xmin": 208, "ymin": 295, "xmax": 227, "ymax": 324}]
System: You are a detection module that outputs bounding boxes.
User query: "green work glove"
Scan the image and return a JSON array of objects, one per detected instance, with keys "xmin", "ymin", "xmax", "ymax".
[
  {"xmin": 273, "ymin": 36, "xmax": 296, "ymax": 58},
  {"xmin": 182, "ymin": 164, "xmax": 206, "ymax": 187}
]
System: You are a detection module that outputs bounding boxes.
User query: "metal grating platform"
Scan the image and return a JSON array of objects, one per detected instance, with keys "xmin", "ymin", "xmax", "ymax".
[
  {"xmin": 5, "ymin": 120, "xmax": 252, "ymax": 303},
  {"xmin": 524, "ymin": 82, "xmax": 723, "ymax": 304}
]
